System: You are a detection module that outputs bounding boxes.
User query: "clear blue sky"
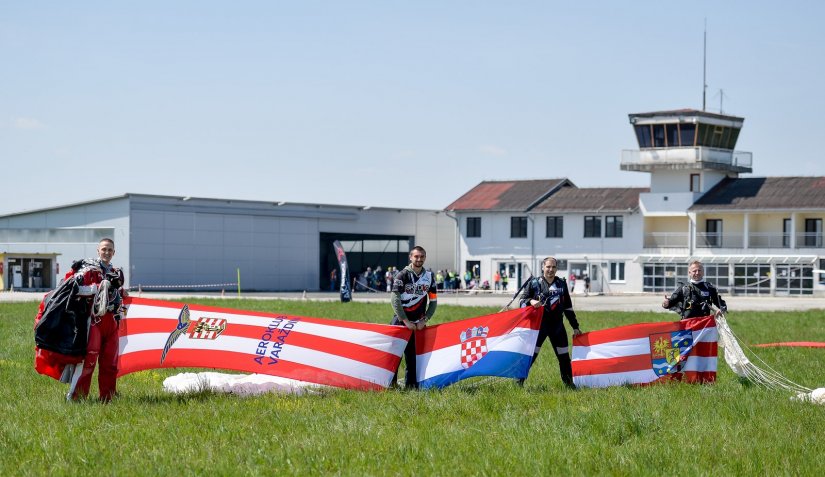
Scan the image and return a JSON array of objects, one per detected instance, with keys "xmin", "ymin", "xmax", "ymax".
[{"xmin": 2, "ymin": 1, "xmax": 823, "ymax": 216}]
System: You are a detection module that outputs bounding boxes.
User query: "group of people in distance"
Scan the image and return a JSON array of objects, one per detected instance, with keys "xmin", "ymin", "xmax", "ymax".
[{"xmin": 43, "ymin": 240, "xmax": 726, "ymax": 401}]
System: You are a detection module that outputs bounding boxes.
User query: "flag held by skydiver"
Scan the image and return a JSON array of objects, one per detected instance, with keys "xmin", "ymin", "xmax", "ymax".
[
  {"xmin": 118, "ymin": 297, "xmax": 410, "ymax": 390},
  {"xmin": 571, "ymin": 315, "xmax": 718, "ymax": 388},
  {"xmin": 414, "ymin": 306, "xmax": 543, "ymax": 389}
]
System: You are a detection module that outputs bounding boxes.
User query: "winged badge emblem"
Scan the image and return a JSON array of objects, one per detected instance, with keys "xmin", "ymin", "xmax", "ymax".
[{"xmin": 160, "ymin": 304, "xmax": 191, "ymax": 365}]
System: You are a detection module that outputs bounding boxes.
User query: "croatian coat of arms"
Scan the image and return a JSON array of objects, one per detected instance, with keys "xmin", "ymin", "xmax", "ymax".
[{"xmin": 460, "ymin": 326, "xmax": 489, "ymax": 369}]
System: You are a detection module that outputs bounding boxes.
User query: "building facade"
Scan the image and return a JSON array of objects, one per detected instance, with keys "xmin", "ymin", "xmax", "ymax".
[
  {"xmin": 447, "ymin": 109, "xmax": 825, "ymax": 296},
  {"xmin": 0, "ymin": 194, "xmax": 455, "ymax": 292}
]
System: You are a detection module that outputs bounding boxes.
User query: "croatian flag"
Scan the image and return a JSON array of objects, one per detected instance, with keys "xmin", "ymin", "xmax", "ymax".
[
  {"xmin": 415, "ymin": 307, "xmax": 543, "ymax": 389},
  {"xmin": 118, "ymin": 297, "xmax": 411, "ymax": 390},
  {"xmin": 572, "ymin": 315, "xmax": 718, "ymax": 388}
]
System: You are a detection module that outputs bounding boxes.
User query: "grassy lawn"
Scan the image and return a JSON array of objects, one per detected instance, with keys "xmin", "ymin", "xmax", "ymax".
[{"xmin": 1, "ymin": 300, "xmax": 823, "ymax": 476}]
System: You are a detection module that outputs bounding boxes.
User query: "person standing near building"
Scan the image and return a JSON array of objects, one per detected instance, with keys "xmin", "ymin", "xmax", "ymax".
[
  {"xmin": 568, "ymin": 272, "xmax": 576, "ymax": 293},
  {"xmin": 520, "ymin": 257, "xmax": 582, "ymax": 388},
  {"xmin": 501, "ymin": 273, "xmax": 509, "ymax": 291},
  {"xmin": 390, "ymin": 246, "xmax": 437, "ymax": 389},
  {"xmin": 69, "ymin": 238, "xmax": 126, "ymax": 402},
  {"xmin": 662, "ymin": 260, "xmax": 727, "ymax": 319},
  {"xmin": 493, "ymin": 270, "xmax": 501, "ymax": 291},
  {"xmin": 329, "ymin": 268, "xmax": 338, "ymax": 292},
  {"xmin": 584, "ymin": 273, "xmax": 591, "ymax": 296}
]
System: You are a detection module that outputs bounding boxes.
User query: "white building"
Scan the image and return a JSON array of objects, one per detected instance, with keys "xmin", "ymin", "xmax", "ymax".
[
  {"xmin": 0, "ymin": 194, "xmax": 455, "ymax": 292},
  {"xmin": 447, "ymin": 109, "xmax": 825, "ymax": 296}
]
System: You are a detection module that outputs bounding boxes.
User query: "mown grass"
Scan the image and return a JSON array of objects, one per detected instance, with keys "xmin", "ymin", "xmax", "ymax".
[{"xmin": 1, "ymin": 300, "xmax": 823, "ymax": 476}]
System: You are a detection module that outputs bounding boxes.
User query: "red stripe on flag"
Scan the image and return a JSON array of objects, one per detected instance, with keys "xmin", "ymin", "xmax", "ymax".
[
  {"xmin": 415, "ymin": 307, "xmax": 542, "ymax": 354},
  {"xmin": 573, "ymin": 316, "xmax": 715, "ymax": 347},
  {"xmin": 573, "ymin": 354, "xmax": 651, "ymax": 375},
  {"xmin": 118, "ymin": 349, "xmax": 384, "ymax": 390}
]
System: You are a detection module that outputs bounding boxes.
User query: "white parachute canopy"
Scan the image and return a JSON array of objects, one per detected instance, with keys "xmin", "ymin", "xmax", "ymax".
[
  {"xmin": 163, "ymin": 372, "xmax": 323, "ymax": 396},
  {"xmin": 715, "ymin": 312, "xmax": 824, "ymax": 405}
]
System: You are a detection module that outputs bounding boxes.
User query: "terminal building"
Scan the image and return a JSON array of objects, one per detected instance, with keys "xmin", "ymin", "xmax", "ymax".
[{"xmin": 446, "ymin": 109, "xmax": 825, "ymax": 296}]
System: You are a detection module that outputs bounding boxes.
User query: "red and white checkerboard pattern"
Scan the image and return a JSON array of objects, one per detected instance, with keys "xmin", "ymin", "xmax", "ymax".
[{"xmin": 460, "ymin": 338, "xmax": 488, "ymax": 369}]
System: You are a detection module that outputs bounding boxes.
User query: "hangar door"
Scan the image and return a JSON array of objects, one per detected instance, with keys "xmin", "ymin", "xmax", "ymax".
[{"xmin": 319, "ymin": 233, "xmax": 412, "ymax": 291}]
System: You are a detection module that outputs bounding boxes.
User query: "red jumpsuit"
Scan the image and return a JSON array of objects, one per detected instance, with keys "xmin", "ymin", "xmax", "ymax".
[{"xmin": 70, "ymin": 265, "xmax": 123, "ymax": 402}]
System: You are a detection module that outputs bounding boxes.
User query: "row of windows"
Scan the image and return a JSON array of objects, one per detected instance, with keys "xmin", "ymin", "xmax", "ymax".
[
  {"xmin": 700, "ymin": 218, "xmax": 823, "ymax": 247},
  {"xmin": 466, "ymin": 216, "xmax": 624, "ymax": 239},
  {"xmin": 634, "ymin": 123, "xmax": 741, "ymax": 150},
  {"xmin": 642, "ymin": 263, "xmax": 814, "ymax": 295}
]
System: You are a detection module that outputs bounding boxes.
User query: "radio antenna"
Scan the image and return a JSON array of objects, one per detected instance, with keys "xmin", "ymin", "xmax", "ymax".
[{"xmin": 702, "ymin": 18, "xmax": 708, "ymax": 111}]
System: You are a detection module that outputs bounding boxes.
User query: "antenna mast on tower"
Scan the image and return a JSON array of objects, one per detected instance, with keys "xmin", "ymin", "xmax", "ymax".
[{"xmin": 702, "ymin": 19, "xmax": 708, "ymax": 111}]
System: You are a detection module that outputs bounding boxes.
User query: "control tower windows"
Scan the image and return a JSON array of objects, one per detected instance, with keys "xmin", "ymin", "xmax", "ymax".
[
  {"xmin": 634, "ymin": 125, "xmax": 652, "ymax": 148},
  {"xmin": 652, "ymin": 124, "xmax": 666, "ymax": 147},
  {"xmin": 680, "ymin": 124, "xmax": 696, "ymax": 146}
]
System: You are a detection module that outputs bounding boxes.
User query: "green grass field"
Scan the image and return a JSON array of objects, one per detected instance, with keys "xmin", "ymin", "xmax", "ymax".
[{"xmin": 1, "ymin": 300, "xmax": 824, "ymax": 476}]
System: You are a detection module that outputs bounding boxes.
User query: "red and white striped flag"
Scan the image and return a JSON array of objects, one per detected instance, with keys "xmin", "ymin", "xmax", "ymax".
[
  {"xmin": 572, "ymin": 315, "xmax": 718, "ymax": 388},
  {"xmin": 118, "ymin": 297, "xmax": 411, "ymax": 390}
]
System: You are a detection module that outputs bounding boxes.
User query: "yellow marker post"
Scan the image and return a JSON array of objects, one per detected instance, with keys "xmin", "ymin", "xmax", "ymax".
[{"xmin": 237, "ymin": 268, "xmax": 241, "ymax": 298}]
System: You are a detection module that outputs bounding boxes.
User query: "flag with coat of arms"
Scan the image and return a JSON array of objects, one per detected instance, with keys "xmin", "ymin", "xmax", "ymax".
[
  {"xmin": 414, "ymin": 306, "xmax": 543, "ymax": 389},
  {"xmin": 571, "ymin": 315, "xmax": 718, "ymax": 388}
]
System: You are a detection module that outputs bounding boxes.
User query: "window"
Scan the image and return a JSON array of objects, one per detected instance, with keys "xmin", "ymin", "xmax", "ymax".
[
  {"xmin": 546, "ymin": 216, "xmax": 563, "ymax": 238},
  {"xmin": 783, "ymin": 218, "xmax": 791, "ymax": 247},
  {"xmin": 666, "ymin": 124, "xmax": 679, "ymax": 147},
  {"xmin": 652, "ymin": 124, "xmax": 666, "ymax": 147},
  {"xmin": 728, "ymin": 128, "xmax": 741, "ymax": 149},
  {"xmin": 775, "ymin": 264, "xmax": 814, "ymax": 295},
  {"xmin": 584, "ymin": 216, "xmax": 601, "ymax": 238},
  {"xmin": 466, "ymin": 217, "xmax": 481, "ymax": 238},
  {"xmin": 605, "ymin": 216, "xmax": 623, "ymax": 238},
  {"xmin": 703, "ymin": 264, "xmax": 730, "ymax": 292},
  {"xmin": 510, "ymin": 216, "xmax": 528, "ymax": 238},
  {"xmin": 706, "ymin": 219, "xmax": 722, "ymax": 247},
  {"xmin": 690, "ymin": 174, "xmax": 700, "ymax": 192},
  {"xmin": 804, "ymin": 218, "xmax": 822, "ymax": 247},
  {"xmin": 697, "ymin": 123, "xmax": 713, "ymax": 147},
  {"xmin": 634, "ymin": 125, "xmax": 651, "ymax": 148},
  {"xmin": 709, "ymin": 126, "xmax": 725, "ymax": 148},
  {"xmin": 734, "ymin": 263, "xmax": 771, "ymax": 295},
  {"xmin": 680, "ymin": 123, "xmax": 696, "ymax": 147},
  {"xmin": 610, "ymin": 262, "xmax": 625, "ymax": 282},
  {"xmin": 642, "ymin": 263, "xmax": 687, "ymax": 292}
]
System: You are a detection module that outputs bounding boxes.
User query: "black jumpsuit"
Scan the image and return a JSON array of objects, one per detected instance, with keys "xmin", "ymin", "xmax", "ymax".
[{"xmin": 520, "ymin": 276, "xmax": 580, "ymax": 387}]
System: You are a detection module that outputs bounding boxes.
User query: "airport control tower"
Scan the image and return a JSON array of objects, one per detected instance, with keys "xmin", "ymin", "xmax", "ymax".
[{"xmin": 621, "ymin": 109, "xmax": 752, "ymax": 215}]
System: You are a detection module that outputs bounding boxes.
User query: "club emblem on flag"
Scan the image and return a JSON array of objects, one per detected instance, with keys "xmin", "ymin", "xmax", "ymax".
[
  {"xmin": 188, "ymin": 317, "xmax": 227, "ymax": 340},
  {"xmin": 459, "ymin": 326, "xmax": 489, "ymax": 369},
  {"xmin": 650, "ymin": 330, "xmax": 693, "ymax": 376}
]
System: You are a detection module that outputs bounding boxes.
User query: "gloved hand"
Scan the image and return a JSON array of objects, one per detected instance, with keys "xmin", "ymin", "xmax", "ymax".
[
  {"xmin": 107, "ymin": 291, "xmax": 122, "ymax": 312},
  {"xmin": 107, "ymin": 269, "xmax": 124, "ymax": 289}
]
